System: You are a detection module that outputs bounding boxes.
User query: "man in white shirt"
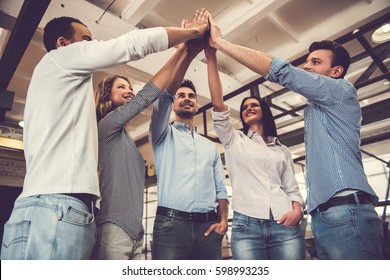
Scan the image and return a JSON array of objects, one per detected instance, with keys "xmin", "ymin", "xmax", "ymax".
[{"xmin": 1, "ymin": 11, "xmax": 210, "ymax": 260}]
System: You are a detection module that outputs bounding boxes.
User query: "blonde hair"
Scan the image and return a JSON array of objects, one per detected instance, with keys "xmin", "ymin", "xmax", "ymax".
[{"xmin": 95, "ymin": 74, "xmax": 131, "ymax": 122}]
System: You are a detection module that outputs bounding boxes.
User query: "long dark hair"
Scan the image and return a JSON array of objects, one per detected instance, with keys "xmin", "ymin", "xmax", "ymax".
[{"xmin": 239, "ymin": 96, "xmax": 278, "ymax": 137}]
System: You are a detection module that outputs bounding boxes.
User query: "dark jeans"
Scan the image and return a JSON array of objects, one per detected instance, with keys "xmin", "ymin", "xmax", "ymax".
[{"xmin": 152, "ymin": 214, "xmax": 224, "ymax": 260}]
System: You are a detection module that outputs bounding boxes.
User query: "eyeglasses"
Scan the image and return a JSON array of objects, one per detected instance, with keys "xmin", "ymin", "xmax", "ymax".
[{"xmin": 242, "ymin": 102, "xmax": 260, "ymax": 111}]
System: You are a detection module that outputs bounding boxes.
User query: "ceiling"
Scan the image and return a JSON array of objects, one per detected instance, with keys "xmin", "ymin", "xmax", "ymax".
[{"xmin": 0, "ymin": 0, "xmax": 390, "ymax": 171}]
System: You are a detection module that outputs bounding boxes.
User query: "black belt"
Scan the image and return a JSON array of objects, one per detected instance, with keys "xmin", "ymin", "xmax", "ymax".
[
  {"xmin": 156, "ymin": 206, "xmax": 218, "ymax": 223},
  {"xmin": 63, "ymin": 193, "xmax": 96, "ymax": 214},
  {"xmin": 314, "ymin": 192, "xmax": 372, "ymax": 213}
]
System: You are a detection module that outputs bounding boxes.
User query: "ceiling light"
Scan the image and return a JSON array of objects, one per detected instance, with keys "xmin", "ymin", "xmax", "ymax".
[{"xmin": 371, "ymin": 23, "xmax": 390, "ymax": 43}]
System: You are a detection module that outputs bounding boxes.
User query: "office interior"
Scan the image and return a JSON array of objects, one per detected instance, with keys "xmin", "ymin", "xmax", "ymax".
[{"xmin": 0, "ymin": 0, "xmax": 389, "ymax": 260}]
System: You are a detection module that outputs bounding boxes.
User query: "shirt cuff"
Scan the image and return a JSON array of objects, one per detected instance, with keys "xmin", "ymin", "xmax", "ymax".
[{"xmin": 211, "ymin": 107, "xmax": 230, "ymax": 121}]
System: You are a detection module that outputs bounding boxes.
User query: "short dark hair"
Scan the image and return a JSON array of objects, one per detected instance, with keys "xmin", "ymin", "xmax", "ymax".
[
  {"xmin": 179, "ymin": 79, "xmax": 197, "ymax": 95},
  {"xmin": 43, "ymin": 16, "xmax": 86, "ymax": 52},
  {"xmin": 239, "ymin": 96, "xmax": 278, "ymax": 137},
  {"xmin": 308, "ymin": 40, "xmax": 351, "ymax": 78}
]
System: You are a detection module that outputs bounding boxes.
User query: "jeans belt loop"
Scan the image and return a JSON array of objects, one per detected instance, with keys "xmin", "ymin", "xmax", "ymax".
[{"xmin": 353, "ymin": 192, "xmax": 360, "ymax": 205}]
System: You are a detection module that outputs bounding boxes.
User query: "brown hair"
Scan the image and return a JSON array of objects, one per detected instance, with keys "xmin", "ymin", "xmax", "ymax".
[{"xmin": 95, "ymin": 74, "xmax": 131, "ymax": 122}]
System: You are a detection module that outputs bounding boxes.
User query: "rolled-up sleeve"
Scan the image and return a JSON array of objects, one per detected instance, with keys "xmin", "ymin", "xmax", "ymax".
[
  {"xmin": 266, "ymin": 57, "xmax": 355, "ymax": 107},
  {"xmin": 211, "ymin": 108, "xmax": 236, "ymax": 148},
  {"xmin": 124, "ymin": 27, "xmax": 168, "ymax": 61},
  {"xmin": 213, "ymin": 148, "xmax": 229, "ymax": 202}
]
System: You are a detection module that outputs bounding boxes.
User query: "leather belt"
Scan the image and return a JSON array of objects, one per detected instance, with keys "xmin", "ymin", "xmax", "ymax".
[
  {"xmin": 314, "ymin": 191, "xmax": 372, "ymax": 213},
  {"xmin": 156, "ymin": 206, "xmax": 218, "ymax": 223},
  {"xmin": 63, "ymin": 193, "xmax": 96, "ymax": 214}
]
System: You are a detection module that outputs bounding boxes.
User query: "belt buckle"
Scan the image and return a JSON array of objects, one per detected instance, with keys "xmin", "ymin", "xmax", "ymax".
[{"xmin": 167, "ymin": 209, "xmax": 176, "ymax": 218}]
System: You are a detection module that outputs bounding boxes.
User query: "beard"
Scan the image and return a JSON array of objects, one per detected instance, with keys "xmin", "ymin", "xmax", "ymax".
[
  {"xmin": 175, "ymin": 110, "xmax": 196, "ymax": 119},
  {"xmin": 174, "ymin": 100, "xmax": 197, "ymax": 119}
]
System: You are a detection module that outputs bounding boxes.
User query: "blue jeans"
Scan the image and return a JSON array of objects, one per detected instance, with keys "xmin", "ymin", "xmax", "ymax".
[
  {"xmin": 152, "ymin": 214, "xmax": 224, "ymax": 260},
  {"xmin": 311, "ymin": 203, "xmax": 384, "ymax": 259},
  {"xmin": 91, "ymin": 222, "xmax": 143, "ymax": 260},
  {"xmin": 1, "ymin": 194, "xmax": 96, "ymax": 260},
  {"xmin": 231, "ymin": 211, "xmax": 306, "ymax": 260}
]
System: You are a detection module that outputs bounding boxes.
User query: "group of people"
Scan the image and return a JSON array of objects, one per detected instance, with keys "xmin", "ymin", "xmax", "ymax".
[{"xmin": 0, "ymin": 8, "xmax": 384, "ymax": 260}]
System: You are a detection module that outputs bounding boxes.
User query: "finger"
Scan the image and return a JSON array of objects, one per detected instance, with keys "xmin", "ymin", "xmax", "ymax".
[
  {"xmin": 204, "ymin": 224, "xmax": 218, "ymax": 236},
  {"xmin": 277, "ymin": 215, "xmax": 286, "ymax": 224},
  {"xmin": 192, "ymin": 9, "xmax": 199, "ymax": 22}
]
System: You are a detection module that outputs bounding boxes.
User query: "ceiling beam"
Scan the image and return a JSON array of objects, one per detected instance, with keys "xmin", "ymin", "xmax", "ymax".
[
  {"xmin": 121, "ymin": 0, "xmax": 160, "ymax": 26},
  {"xmin": 0, "ymin": 0, "xmax": 51, "ymax": 89}
]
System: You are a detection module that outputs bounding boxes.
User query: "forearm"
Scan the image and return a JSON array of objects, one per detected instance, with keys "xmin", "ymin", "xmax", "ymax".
[
  {"xmin": 214, "ymin": 38, "xmax": 272, "ymax": 76},
  {"xmin": 165, "ymin": 27, "xmax": 203, "ymax": 48},
  {"xmin": 207, "ymin": 53, "xmax": 227, "ymax": 112},
  {"xmin": 151, "ymin": 46, "xmax": 186, "ymax": 91},
  {"xmin": 166, "ymin": 47, "xmax": 197, "ymax": 93},
  {"xmin": 217, "ymin": 199, "xmax": 228, "ymax": 223}
]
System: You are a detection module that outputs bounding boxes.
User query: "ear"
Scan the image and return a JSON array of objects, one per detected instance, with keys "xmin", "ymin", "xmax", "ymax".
[
  {"xmin": 56, "ymin": 37, "xmax": 68, "ymax": 48},
  {"xmin": 331, "ymin": 65, "xmax": 344, "ymax": 78}
]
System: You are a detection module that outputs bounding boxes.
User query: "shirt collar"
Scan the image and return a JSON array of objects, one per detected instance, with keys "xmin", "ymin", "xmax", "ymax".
[
  {"xmin": 247, "ymin": 129, "xmax": 281, "ymax": 146},
  {"xmin": 172, "ymin": 121, "xmax": 198, "ymax": 133}
]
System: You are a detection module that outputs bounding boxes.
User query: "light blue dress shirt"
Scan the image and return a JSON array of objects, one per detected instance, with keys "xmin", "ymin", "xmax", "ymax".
[
  {"xmin": 149, "ymin": 91, "xmax": 228, "ymax": 213},
  {"xmin": 266, "ymin": 57, "xmax": 378, "ymax": 213}
]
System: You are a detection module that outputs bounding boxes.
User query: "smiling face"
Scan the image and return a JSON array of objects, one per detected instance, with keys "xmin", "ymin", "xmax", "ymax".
[
  {"xmin": 109, "ymin": 77, "xmax": 135, "ymax": 107},
  {"xmin": 241, "ymin": 98, "xmax": 263, "ymax": 126},
  {"xmin": 303, "ymin": 49, "xmax": 343, "ymax": 78},
  {"xmin": 172, "ymin": 86, "xmax": 198, "ymax": 119}
]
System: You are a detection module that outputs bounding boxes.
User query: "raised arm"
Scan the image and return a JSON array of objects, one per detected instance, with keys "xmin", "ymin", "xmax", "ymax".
[
  {"xmin": 166, "ymin": 15, "xmax": 206, "ymax": 94},
  {"xmin": 149, "ymin": 19, "xmax": 205, "ymax": 146},
  {"xmin": 204, "ymin": 44, "xmax": 227, "ymax": 112},
  {"xmin": 208, "ymin": 15, "xmax": 272, "ymax": 76}
]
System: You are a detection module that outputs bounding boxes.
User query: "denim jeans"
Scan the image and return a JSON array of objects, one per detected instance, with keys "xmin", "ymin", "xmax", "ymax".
[
  {"xmin": 1, "ymin": 194, "xmax": 96, "ymax": 260},
  {"xmin": 311, "ymin": 203, "xmax": 384, "ymax": 259},
  {"xmin": 152, "ymin": 214, "xmax": 224, "ymax": 260},
  {"xmin": 91, "ymin": 222, "xmax": 143, "ymax": 260},
  {"xmin": 231, "ymin": 211, "xmax": 306, "ymax": 260}
]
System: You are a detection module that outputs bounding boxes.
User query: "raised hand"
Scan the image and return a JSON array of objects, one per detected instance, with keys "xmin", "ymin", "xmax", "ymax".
[
  {"xmin": 180, "ymin": 14, "xmax": 205, "ymax": 57},
  {"xmin": 186, "ymin": 8, "xmax": 210, "ymax": 39},
  {"xmin": 208, "ymin": 14, "xmax": 223, "ymax": 48}
]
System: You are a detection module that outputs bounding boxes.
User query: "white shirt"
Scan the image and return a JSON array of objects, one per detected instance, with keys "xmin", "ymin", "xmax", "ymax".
[
  {"xmin": 212, "ymin": 108, "xmax": 304, "ymax": 220},
  {"xmin": 20, "ymin": 27, "xmax": 168, "ymax": 201}
]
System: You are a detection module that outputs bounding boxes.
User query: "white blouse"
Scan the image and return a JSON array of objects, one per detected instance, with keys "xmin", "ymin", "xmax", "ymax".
[{"xmin": 212, "ymin": 108, "xmax": 304, "ymax": 220}]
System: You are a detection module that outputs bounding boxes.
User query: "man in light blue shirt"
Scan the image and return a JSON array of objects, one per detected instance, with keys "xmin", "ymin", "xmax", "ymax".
[
  {"xmin": 150, "ymin": 79, "xmax": 229, "ymax": 260},
  {"xmin": 208, "ymin": 16, "xmax": 383, "ymax": 259}
]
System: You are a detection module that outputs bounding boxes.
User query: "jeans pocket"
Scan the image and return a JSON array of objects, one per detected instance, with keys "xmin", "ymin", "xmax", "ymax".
[
  {"xmin": 60, "ymin": 206, "xmax": 94, "ymax": 226},
  {"xmin": 231, "ymin": 219, "xmax": 246, "ymax": 232},
  {"xmin": 319, "ymin": 208, "xmax": 351, "ymax": 226},
  {"xmin": 153, "ymin": 215, "xmax": 174, "ymax": 234},
  {"xmin": 1, "ymin": 221, "xmax": 31, "ymax": 260}
]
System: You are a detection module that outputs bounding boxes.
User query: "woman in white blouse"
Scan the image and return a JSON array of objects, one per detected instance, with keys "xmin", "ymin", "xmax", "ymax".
[{"xmin": 205, "ymin": 44, "xmax": 306, "ymax": 260}]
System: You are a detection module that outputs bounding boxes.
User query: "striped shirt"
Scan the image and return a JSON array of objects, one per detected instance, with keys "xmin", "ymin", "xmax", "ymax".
[
  {"xmin": 266, "ymin": 57, "xmax": 378, "ymax": 213},
  {"xmin": 96, "ymin": 82, "xmax": 162, "ymax": 240}
]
